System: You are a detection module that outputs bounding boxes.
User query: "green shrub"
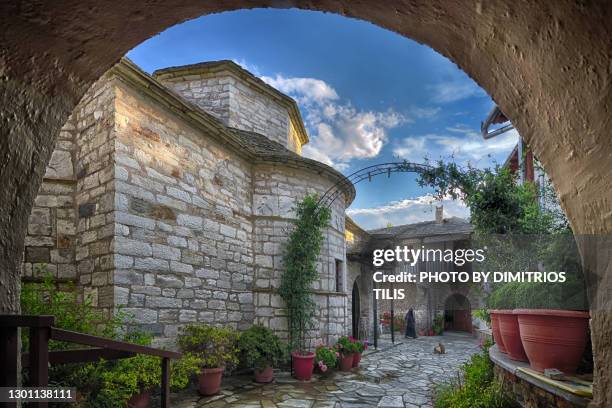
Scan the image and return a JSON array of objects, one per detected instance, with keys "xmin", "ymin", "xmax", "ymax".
[
  {"xmin": 314, "ymin": 345, "xmax": 338, "ymax": 372},
  {"xmin": 237, "ymin": 325, "xmax": 286, "ymax": 370},
  {"xmin": 335, "ymin": 336, "xmax": 359, "ymax": 355},
  {"xmin": 434, "ymin": 350, "xmax": 517, "ymax": 408},
  {"xmin": 177, "ymin": 324, "xmax": 240, "ymax": 369}
]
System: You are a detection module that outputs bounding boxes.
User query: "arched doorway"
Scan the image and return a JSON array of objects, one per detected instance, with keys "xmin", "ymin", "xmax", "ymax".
[
  {"xmin": 352, "ymin": 281, "xmax": 360, "ymax": 339},
  {"xmin": 444, "ymin": 293, "xmax": 471, "ymax": 333}
]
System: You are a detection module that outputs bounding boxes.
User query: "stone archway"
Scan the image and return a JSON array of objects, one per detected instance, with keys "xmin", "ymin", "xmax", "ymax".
[
  {"xmin": 2, "ymin": 2, "xmax": 612, "ymax": 405},
  {"xmin": 444, "ymin": 293, "xmax": 472, "ymax": 333}
]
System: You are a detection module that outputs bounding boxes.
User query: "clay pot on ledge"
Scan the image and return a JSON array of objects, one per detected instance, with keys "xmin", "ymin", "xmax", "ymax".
[
  {"xmin": 498, "ymin": 310, "xmax": 528, "ymax": 362},
  {"xmin": 198, "ymin": 367, "xmax": 224, "ymax": 396},
  {"xmin": 254, "ymin": 366, "xmax": 274, "ymax": 383},
  {"xmin": 515, "ymin": 309, "xmax": 590, "ymax": 374},
  {"xmin": 128, "ymin": 389, "xmax": 151, "ymax": 408},
  {"xmin": 292, "ymin": 352, "xmax": 315, "ymax": 381},
  {"xmin": 489, "ymin": 310, "xmax": 507, "ymax": 353},
  {"xmin": 339, "ymin": 353, "xmax": 354, "ymax": 371},
  {"xmin": 352, "ymin": 352, "xmax": 362, "ymax": 368}
]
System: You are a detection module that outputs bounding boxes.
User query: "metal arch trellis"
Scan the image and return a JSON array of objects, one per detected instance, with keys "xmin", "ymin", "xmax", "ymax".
[{"xmin": 316, "ymin": 162, "xmax": 434, "ymax": 210}]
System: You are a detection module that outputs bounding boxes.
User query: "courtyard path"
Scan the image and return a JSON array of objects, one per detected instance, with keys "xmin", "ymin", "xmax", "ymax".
[{"xmin": 171, "ymin": 332, "xmax": 481, "ymax": 408}]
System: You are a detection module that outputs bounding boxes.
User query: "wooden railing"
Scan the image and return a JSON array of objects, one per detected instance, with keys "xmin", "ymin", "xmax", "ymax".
[{"xmin": 0, "ymin": 315, "xmax": 181, "ymax": 408}]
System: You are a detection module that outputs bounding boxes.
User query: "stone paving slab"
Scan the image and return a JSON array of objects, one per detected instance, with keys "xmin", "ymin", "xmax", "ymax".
[{"xmin": 172, "ymin": 332, "xmax": 480, "ymax": 407}]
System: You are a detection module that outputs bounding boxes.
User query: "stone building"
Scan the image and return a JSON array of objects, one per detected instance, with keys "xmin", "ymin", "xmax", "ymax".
[
  {"xmin": 23, "ymin": 58, "xmax": 355, "ymax": 349},
  {"xmin": 346, "ymin": 207, "xmax": 482, "ymax": 338}
]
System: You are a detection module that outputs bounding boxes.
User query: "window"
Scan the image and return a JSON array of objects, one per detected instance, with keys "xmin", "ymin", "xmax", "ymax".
[{"xmin": 335, "ymin": 259, "xmax": 344, "ymax": 292}]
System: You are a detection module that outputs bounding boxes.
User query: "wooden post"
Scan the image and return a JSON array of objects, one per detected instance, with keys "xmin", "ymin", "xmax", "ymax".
[
  {"xmin": 29, "ymin": 326, "xmax": 49, "ymax": 408},
  {"xmin": 161, "ymin": 357, "xmax": 170, "ymax": 408},
  {"xmin": 0, "ymin": 326, "xmax": 19, "ymax": 408}
]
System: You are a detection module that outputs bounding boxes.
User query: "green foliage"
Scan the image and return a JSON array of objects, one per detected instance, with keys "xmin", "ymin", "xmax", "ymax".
[
  {"xmin": 279, "ymin": 194, "xmax": 331, "ymax": 352},
  {"xmin": 237, "ymin": 325, "xmax": 286, "ymax": 370},
  {"xmin": 434, "ymin": 350, "xmax": 517, "ymax": 408},
  {"xmin": 20, "ymin": 270, "xmax": 193, "ymax": 407},
  {"xmin": 177, "ymin": 324, "xmax": 240, "ymax": 369},
  {"xmin": 472, "ymin": 309, "xmax": 491, "ymax": 324},
  {"xmin": 20, "ymin": 271, "xmax": 127, "ymax": 350},
  {"xmin": 315, "ymin": 345, "xmax": 338, "ymax": 372},
  {"xmin": 335, "ymin": 336, "xmax": 359, "ymax": 355},
  {"xmin": 432, "ymin": 314, "xmax": 444, "ymax": 335}
]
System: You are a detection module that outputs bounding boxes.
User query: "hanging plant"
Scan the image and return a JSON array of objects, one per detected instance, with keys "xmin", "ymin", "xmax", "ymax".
[{"xmin": 279, "ymin": 194, "xmax": 331, "ymax": 354}]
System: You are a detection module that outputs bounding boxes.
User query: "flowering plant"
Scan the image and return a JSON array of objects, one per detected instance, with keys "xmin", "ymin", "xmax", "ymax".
[
  {"xmin": 314, "ymin": 344, "xmax": 338, "ymax": 373},
  {"xmin": 353, "ymin": 338, "xmax": 368, "ymax": 354},
  {"xmin": 335, "ymin": 336, "xmax": 359, "ymax": 355}
]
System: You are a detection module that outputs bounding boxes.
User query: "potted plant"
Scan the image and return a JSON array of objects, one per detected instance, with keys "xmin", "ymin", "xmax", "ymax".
[
  {"xmin": 488, "ymin": 310, "xmax": 507, "ymax": 353},
  {"xmin": 314, "ymin": 344, "xmax": 338, "ymax": 374},
  {"xmin": 336, "ymin": 336, "xmax": 358, "ymax": 371},
  {"xmin": 433, "ymin": 315, "xmax": 444, "ymax": 336},
  {"xmin": 487, "ymin": 282, "xmax": 526, "ymax": 361},
  {"xmin": 177, "ymin": 324, "xmax": 239, "ymax": 395},
  {"xmin": 279, "ymin": 195, "xmax": 331, "ymax": 381},
  {"xmin": 237, "ymin": 325, "xmax": 286, "ymax": 383},
  {"xmin": 352, "ymin": 339, "xmax": 368, "ymax": 368}
]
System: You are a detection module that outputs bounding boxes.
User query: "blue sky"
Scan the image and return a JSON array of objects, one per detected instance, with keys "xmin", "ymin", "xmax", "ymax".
[{"xmin": 128, "ymin": 8, "xmax": 518, "ymax": 229}]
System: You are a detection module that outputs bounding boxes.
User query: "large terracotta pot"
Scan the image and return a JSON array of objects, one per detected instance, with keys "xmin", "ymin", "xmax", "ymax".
[
  {"xmin": 339, "ymin": 353, "xmax": 354, "ymax": 371},
  {"xmin": 198, "ymin": 367, "xmax": 224, "ymax": 396},
  {"xmin": 254, "ymin": 366, "xmax": 274, "ymax": 383},
  {"xmin": 292, "ymin": 352, "xmax": 315, "ymax": 381},
  {"xmin": 498, "ymin": 310, "xmax": 528, "ymax": 362},
  {"xmin": 516, "ymin": 309, "xmax": 590, "ymax": 374},
  {"xmin": 128, "ymin": 389, "xmax": 151, "ymax": 408},
  {"xmin": 489, "ymin": 310, "xmax": 507, "ymax": 353},
  {"xmin": 352, "ymin": 352, "xmax": 362, "ymax": 368}
]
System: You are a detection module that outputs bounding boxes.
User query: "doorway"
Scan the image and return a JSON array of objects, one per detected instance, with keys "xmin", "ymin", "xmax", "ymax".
[
  {"xmin": 444, "ymin": 293, "xmax": 472, "ymax": 332},
  {"xmin": 352, "ymin": 281, "xmax": 360, "ymax": 339}
]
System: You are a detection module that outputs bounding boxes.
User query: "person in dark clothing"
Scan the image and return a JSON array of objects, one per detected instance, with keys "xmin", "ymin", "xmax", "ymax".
[{"xmin": 405, "ymin": 308, "xmax": 417, "ymax": 339}]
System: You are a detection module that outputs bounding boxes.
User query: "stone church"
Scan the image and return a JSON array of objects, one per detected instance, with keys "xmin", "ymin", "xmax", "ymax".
[
  {"xmin": 23, "ymin": 58, "xmax": 477, "ymax": 349},
  {"xmin": 24, "ymin": 58, "xmax": 356, "ymax": 348}
]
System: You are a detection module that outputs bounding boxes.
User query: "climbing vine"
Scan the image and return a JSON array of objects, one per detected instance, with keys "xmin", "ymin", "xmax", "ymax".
[{"xmin": 279, "ymin": 194, "xmax": 331, "ymax": 353}]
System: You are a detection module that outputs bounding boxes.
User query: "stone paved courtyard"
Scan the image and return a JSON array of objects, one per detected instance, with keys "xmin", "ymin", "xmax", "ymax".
[{"xmin": 171, "ymin": 332, "xmax": 481, "ymax": 408}]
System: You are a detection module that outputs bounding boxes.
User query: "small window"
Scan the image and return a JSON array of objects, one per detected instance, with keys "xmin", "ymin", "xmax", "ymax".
[{"xmin": 335, "ymin": 259, "xmax": 344, "ymax": 292}]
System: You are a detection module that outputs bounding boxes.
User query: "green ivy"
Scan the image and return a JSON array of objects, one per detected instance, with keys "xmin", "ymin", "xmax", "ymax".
[{"xmin": 279, "ymin": 194, "xmax": 331, "ymax": 352}]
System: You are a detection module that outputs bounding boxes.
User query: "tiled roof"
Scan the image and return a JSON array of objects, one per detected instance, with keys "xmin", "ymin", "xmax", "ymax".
[{"xmin": 368, "ymin": 217, "xmax": 473, "ymax": 239}]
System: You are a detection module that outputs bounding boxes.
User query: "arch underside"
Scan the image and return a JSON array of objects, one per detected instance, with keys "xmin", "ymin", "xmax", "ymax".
[{"xmin": 1, "ymin": 1, "xmax": 612, "ymax": 406}]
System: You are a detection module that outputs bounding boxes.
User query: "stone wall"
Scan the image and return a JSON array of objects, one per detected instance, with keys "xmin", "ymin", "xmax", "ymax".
[
  {"xmin": 111, "ymin": 78, "xmax": 256, "ymax": 345},
  {"xmin": 251, "ymin": 163, "xmax": 348, "ymax": 347}
]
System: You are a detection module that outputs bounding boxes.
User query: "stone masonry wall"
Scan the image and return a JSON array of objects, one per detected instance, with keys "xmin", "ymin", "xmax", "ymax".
[
  {"xmin": 22, "ymin": 117, "xmax": 77, "ymax": 282},
  {"xmin": 157, "ymin": 70, "xmax": 294, "ymax": 151},
  {"xmin": 252, "ymin": 164, "xmax": 348, "ymax": 348},
  {"xmin": 111, "ymin": 79, "xmax": 255, "ymax": 347}
]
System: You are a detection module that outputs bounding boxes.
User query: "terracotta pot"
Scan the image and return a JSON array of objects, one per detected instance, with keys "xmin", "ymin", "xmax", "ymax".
[
  {"xmin": 516, "ymin": 309, "xmax": 590, "ymax": 374},
  {"xmin": 128, "ymin": 389, "xmax": 151, "ymax": 408},
  {"xmin": 428, "ymin": 329, "xmax": 435, "ymax": 336},
  {"xmin": 418, "ymin": 329, "xmax": 425, "ymax": 336},
  {"xmin": 489, "ymin": 310, "xmax": 507, "ymax": 353},
  {"xmin": 498, "ymin": 310, "xmax": 528, "ymax": 362},
  {"xmin": 339, "ymin": 353, "xmax": 354, "ymax": 371},
  {"xmin": 292, "ymin": 352, "xmax": 315, "ymax": 381},
  {"xmin": 198, "ymin": 367, "xmax": 224, "ymax": 396},
  {"xmin": 352, "ymin": 352, "xmax": 362, "ymax": 368},
  {"xmin": 254, "ymin": 366, "xmax": 274, "ymax": 383}
]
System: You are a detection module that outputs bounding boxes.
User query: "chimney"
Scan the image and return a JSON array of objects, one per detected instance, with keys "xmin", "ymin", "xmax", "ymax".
[{"xmin": 435, "ymin": 205, "xmax": 444, "ymax": 224}]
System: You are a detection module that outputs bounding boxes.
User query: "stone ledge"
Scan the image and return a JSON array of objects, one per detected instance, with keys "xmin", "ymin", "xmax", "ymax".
[{"xmin": 489, "ymin": 345, "xmax": 591, "ymax": 407}]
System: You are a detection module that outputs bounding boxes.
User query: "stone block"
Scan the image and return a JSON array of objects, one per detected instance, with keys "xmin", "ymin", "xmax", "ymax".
[
  {"xmin": 170, "ymin": 261, "xmax": 193, "ymax": 274},
  {"xmin": 153, "ymin": 244, "xmax": 181, "ymax": 260},
  {"xmin": 25, "ymin": 247, "xmax": 50, "ymax": 263},
  {"xmin": 176, "ymin": 214, "xmax": 202, "ymax": 229},
  {"xmin": 45, "ymin": 150, "xmax": 74, "ymax": 179},
  {"xmin": 134, "ymin": 257, "xmax": 170, "ymax": 271},
  {"xmin": 156, "ymin": 274, "xmax": 183, "ymax": 288},
  {"xmin": 123, "ymin": 308, "xmax": 158, "ymax": 324},
  {"xmin": 113, "ymin": 237, "xmax": 152, "ymax": 257},
  {"xmin": 146, "ymin": 296, "xmax": 182, "ymax": 309},
  {"xmin": 115, "ymin": 270, "xmax": 144, "ymax": 285}
]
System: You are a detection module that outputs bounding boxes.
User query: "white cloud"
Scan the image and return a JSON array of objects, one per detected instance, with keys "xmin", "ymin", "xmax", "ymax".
[
  {"xmin": 347, "ymin": 194, "xmax": 469, "ymax": 230},
  {"xmin": 260, "ymin": 73, "xmax": 406, "ymax": 170},
  {"xmin": 261, "ymin": 75, "xmax": 339, "ymax": 105},
  {"xmin": 430, "ymin": 79, "xmax": 485, "ymax": 104},
  {"xmin": 393, "ymin": 127, "xmax": 518, "ymax": 164}
]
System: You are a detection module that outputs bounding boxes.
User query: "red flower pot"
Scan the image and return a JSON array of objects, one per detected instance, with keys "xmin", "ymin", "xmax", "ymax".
[
  {"xmin": 352, "ymin": 352, "xmax": 362, "ymax": 368},
  {"xmin": 498, "ymin": 310, "xmax": 528, "ymax": 362},
  {"xmin": 489, "ymin": 310, "xmax": 507, "ymax": 353},
  {"xmin": 292, "ymin": 352, "xmax": 315, "ymax": 381},
  {"xmin": 339, "ymin": 353, "xmax": 354, "ymax": 371},
  {"xmin": 254, "ymin": 366, "xmax": 274, "ymax": 383},
  {"xmin": 428, "ymin": 329, "xmax": 435, "ymax": 336},
  {"xmin": 516, "ymin": 309, "xmax": 590, "ymax": 374},
  {"xmin": 198, "ymin": 367, "xmax": 224, "ymax": 396},
  {"xmin": 128, "ymin": 389, "xmax": 151, "ymax": 408}
]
